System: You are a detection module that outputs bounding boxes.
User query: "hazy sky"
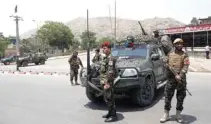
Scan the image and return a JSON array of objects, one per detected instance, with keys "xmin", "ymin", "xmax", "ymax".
[{"xmin": 0, "ymin": 0, "xmax": 210, "ymax": 37}]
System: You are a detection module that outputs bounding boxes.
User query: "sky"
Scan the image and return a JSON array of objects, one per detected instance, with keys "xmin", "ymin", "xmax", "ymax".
[{"xmin": 0, "ymin": 0, "xmax": 210, "ymax": 37}]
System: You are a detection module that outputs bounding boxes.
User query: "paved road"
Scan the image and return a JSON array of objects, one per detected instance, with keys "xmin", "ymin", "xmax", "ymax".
[
  {"xmin": 0, "ymin": 53, "xmax": 95, "ymax": 73},
  {"xmin": 0, "ymin": 72, "xmax": 210, "ymax": 124}
]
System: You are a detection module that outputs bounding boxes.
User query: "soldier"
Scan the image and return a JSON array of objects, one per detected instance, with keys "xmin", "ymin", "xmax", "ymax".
[
  {"xmin": 92, "ymin": 48, "xmax": 102, "ymax": 63},
  {"xmin": 100, "ymin": 41, "xmax": 117, "ymax": 122},
  {"xmin": 68, "ymin": 51, "xmax": 83, "ymax": 85},
  {"xmin": 160, "ymin": 38, "xmax": 190, "ymax": 123},
  {"xmin": 153, "ymin": 30, "xmax": 160, "ymax": 38}
]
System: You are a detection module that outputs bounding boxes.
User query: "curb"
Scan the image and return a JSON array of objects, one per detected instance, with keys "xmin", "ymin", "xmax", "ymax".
[
  {"xmin": 47, "ymin": 52, "xmax": 93, "ymax": 60},
  {"xmin": 189, "ymin": 66, "xmax": 198, "ymax": 72},
  {"xmin": 0, "ymin": 70, "xmax": 70, "ymax": 76}
]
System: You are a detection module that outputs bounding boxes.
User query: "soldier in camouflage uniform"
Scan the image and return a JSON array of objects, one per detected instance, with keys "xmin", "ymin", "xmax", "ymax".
[
  {"xmin": 68, "ymin": 51, "xmax": 83, "ymax": 85},
  {"xmin": 100, "ymin": 41, "xmax": 117, "ymax": 122},
  {"xmin": 160, "ymin": 38, "xmax": 190, "ymax": 123},
  {"xmin": 153, "ymin": 30, "xmax": 160, "ymax": 38},
  {"xmin": 92, "ymin": 48, "xmax": 102, "ymax": 63}
]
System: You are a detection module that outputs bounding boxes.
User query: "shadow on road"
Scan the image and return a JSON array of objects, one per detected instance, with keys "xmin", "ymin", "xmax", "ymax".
[
  {"xmin": 169, "ymin": 114, "xmax": 197, "ymax": 124},
  {"xmin": 84, "ymin": 87, "xmax": 165, "ymax": 113}
]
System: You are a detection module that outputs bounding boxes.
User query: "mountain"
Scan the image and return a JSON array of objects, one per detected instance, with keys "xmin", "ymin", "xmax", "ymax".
[{"xmin": 20, "ymin": 17, "xmax": 186, "ymax": 40}]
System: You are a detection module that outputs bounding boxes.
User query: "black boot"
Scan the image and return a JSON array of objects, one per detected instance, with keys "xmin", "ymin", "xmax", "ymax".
[
  {"xmin": 70, "ymin": 81, "xmax": 74, "ymax": 85},
  {"xmin": 75, "ymin": 81, "xmax": 80, "ymax": 85},
  {"xmin": 102, "ymin": 111, "xmax": 111, "ymax": 118},
  {"xmin": 104, "ymin": 109, "xmax": 117, "ymax": 122}
]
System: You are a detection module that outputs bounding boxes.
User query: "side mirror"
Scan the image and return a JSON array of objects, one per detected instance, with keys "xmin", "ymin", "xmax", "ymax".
[{"xmin": 151, "ymin": 54, "xmax": 160, "ymax": 61}]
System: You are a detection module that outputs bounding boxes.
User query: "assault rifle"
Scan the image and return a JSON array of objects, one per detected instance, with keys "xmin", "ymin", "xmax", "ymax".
[{"xmin": 167, "ymin": 65, "xmax": 192, "ymax": 96}]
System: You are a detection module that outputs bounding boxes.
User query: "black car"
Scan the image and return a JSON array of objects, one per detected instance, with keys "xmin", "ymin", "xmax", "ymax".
[{"xmin": 80, "ymin": 42, "xmax": 168, "ymax": 106}]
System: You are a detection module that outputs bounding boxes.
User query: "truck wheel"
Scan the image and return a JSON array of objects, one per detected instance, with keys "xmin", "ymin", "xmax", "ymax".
[
  {"xmin": 86, "ymin": 85, "xmax": 102, "ymax": 102},
  {"xmin": 35, "ymin": 62, "xmax": 39, "ymax": 65},
  {"xmin": 132, "ymin": 77, "xmax": 155, "ymax": 106},
  {"xmin": 40, "ymin": 59, "xmax": 45, "ymax": 65},
  {"xmin": 22, "ymin": 61, "xmax": 28, "ymax": 67}
]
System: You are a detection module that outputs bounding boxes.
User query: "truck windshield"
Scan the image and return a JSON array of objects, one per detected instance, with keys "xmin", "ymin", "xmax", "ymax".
[{"xmin": 111, "ymin": 48, "xmax": 147, "ymax": 58}]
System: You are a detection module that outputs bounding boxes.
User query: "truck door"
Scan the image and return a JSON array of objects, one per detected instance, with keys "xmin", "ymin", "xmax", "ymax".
[
  {"xmin": 150, "ymin": 48, "xmax": 163, "ymax": 82},
  {"xmin": 156, "ymin": 47, "xmax": 167, "ymax": 80}
]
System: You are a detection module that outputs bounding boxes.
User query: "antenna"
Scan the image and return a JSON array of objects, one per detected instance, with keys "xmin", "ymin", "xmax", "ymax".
[
  {"xmin": 108, "ymin": 4, "xmax": 113, "ymax": 30},
  {"xmin": 86, "ymin": 9, "xmax": 90, "ymax": 77},
  {"xmin": 114, "ymin": 0, "xmax": 117, "ymax": 46}
]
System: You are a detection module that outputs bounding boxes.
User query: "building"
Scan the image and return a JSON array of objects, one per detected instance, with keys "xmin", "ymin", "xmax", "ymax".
[
  {"xmin": 199, "ymin": 17, "xmax": 211, "ymax": 24},
  {"xmin": 159, "ymin": 23, "xmax": 211, "ymax": 49}
]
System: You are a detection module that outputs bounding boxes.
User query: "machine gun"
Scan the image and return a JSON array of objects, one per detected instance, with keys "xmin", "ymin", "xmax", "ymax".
[{"xmin": 138, "ymin": 21, "xmax": 148, "ymax": 35}]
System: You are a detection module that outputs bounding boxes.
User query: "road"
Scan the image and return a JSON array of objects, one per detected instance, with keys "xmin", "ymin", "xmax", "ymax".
[
  {"xmin": 0, "ymin": 53, "xmax": 95, "ymax": 74},
  {"xmin": 0, "ymin": 72, "xmax": 210, "ymax": 124},
  {"xmin": 0, "ymin": 53, "xmax": 202, "ymax": 74}
]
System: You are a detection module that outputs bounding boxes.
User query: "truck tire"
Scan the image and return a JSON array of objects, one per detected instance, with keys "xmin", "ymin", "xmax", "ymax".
[
  {"xmin": 21, "ymin": 61, "xmax": 28, "ymax": 67},
  {"xmin": 132, "ymin": 76, "xmax": 155, "ymax": 106},
  {"xmin": 86, "ymin": 85, "xmax": 102, "ymax": 102},
  {"xmin": 40, "ymin": 59, "xmax": 45, "ymax": 65}
]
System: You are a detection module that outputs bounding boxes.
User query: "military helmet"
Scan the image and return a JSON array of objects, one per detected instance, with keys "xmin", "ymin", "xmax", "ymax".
[
  {"xmin": 95, "ymin": 48, "xmax": 100, "ymax": 52},
  {"xmin": 153, "ymin": 30, "xmax": 159, "ymax": 33},
  {"xmin": 173, "ymin": 38, "xmax": 183, "ymax": 44},
  {"xmin": 73, "ymin": 51, "xmax": 78, "ymax": 55},
  {"xmin": 127, "ymin": 35, "xmax": 135, "ymax": 42}
]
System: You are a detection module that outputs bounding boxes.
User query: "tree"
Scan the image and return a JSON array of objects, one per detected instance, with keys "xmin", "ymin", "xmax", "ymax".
[
  {"xmin": 80, "ymin": 31, "xmax": 97, "ymax": 49},
  {"xmin": 190, "ymin": 17, "xmax": 199, "ymax": 25},
  {"xmin": 37, "ymin": 21, "xmax": 74, "ymax": 52},
  {"xmin": 69, "ymin": 38, "xmax": 80, "ymax": 52},
  {"xmin": 0, "ymin": 35, "xmax": 10, "ymax": 58}
]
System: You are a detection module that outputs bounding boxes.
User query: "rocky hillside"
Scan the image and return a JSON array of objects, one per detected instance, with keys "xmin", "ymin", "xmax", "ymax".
[{"xmin": 21, "ymin": 17, "xmax": 186, "ymax": 40}]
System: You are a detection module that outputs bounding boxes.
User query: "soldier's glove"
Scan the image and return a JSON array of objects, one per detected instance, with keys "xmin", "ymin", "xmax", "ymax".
[
  {"xmin": 104, "ymin": 83, "xmax": 110, "ymax": 90},
  {"xmin": 175, "ymin": 74, "xmax": 182, "ymax": 81}
]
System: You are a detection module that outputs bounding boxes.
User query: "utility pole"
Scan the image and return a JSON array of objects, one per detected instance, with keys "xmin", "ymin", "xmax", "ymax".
[
  {"xmin": 114, "ymin": 0, "xmax": 117, "ymax": 46},
  {"xmin": 10, "ymin": 5, "xmax": 23, "ymax": 71}
]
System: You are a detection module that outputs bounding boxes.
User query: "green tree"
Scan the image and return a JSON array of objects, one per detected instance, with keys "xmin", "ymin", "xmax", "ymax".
[
  {"xmin": 0, "ymin": 36, "xmax": 10, "ymax": 57},
  {"xmin": 37, "ymin": 21, "xmax": 74, "ymax": 52},
  {"xmin": 80, "ymin": 31, "xmax": 97, "ymax": 49},
  {"xmin": 190, "ymin": 17, "xmax": 199, "ymax": 25},
  {"xmin": 69, "ymin": 38, "xmax": 80, "ymax": 52}
]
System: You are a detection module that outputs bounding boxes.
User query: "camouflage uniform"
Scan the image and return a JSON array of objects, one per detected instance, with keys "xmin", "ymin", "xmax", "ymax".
[
  {"xmin": 100, "ymin": 42, "xmax": 117, "ymax": 122},
  {"xmin": 160, "ymin": 38, "xmax": 190, "ymax": 123},
  {"xmin": 68, "ymin": 51, "xmax": 83, "ymax": 85},
  {"xmin": 92, "ymin": 49, "xmax": 102, "ymax": 63}
]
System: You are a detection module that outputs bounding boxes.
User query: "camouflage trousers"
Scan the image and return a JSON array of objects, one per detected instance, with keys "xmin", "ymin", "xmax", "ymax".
[
  {"xmin": 164, "ymin": 76, "xmax": 187, "ymax": 111},
  {"xmin": 70, "ymin": 69, "xmax": 78, "ymax": 82},
  {"xmin": 103, "ymin": 84, "xmax": 116, "ymax": 113}
]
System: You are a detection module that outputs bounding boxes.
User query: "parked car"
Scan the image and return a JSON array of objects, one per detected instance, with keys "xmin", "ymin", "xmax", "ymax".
[{"xmin": 0, "ymin": 55, "xmax": 17, "ymax": 65}]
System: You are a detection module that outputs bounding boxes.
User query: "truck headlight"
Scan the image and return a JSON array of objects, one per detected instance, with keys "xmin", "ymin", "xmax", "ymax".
[{"xmin": 121, "ymin": 69, "xmax": 138, "ymax": 77}]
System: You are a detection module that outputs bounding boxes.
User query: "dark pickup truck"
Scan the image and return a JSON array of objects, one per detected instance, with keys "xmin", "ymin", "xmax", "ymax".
[
  {"xmin": 80, "ymin": 42, "xmax": 168, "ymax": 106},
  {"xmin": 17, "ymin": 52, "xmax": 47, "ymax": 67}
]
